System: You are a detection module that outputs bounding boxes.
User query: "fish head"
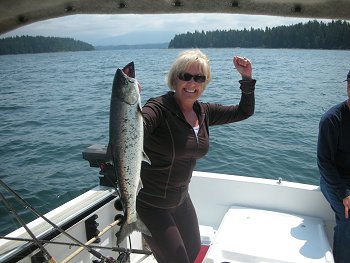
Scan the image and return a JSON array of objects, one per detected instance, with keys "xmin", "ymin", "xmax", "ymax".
[
  {"xmin": 112, "ymin": 62, "xmax": 139, "ymax": 105},
  {"xmin": 122, "ymin": 61, "xmax": 135, "ymax": 78}
]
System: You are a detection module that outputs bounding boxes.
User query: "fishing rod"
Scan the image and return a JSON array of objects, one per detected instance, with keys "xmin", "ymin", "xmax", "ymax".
[
  {"xmin": 0, "ymin": 192, "xmax": 57, "ymax": 263},
  {"xmin": 0, "ymin": 179, "xmax": 117, "ymax": 263},
  {"xmin": 0, "ymin": 236, "xmax": 152, "ymax": 255},
  {"xmin": 61, "ymin": 218, "xmax": 122, "ymax": 263}
]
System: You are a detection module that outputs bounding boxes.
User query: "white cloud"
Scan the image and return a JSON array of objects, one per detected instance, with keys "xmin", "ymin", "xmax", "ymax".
[{"xmin": 2, "ymin": 13, "xmax": 333, "ymax": 45}]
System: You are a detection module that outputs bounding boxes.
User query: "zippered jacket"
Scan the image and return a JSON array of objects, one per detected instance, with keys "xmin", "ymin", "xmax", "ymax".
[{"xmin": 137, "ymin": 79, "xmax": 256, "ymax": 208}]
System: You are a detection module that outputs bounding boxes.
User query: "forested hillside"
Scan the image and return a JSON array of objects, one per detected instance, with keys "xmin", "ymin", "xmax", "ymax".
[
  {"xmin": 0, "ymin": 36, "xmax": 94, "ymax": 55},
  {"xmin": 169, "ymin": 20, "xmax": 350, "ymax": 49}
]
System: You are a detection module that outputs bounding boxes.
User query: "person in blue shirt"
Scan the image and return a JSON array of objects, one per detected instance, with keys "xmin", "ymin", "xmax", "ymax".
[{"xmin": 317, "ymin": 70, "xmax": 350, "ymax": 263}]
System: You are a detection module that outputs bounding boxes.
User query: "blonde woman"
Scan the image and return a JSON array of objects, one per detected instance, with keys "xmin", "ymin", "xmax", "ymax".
[{"xmin": 137, "ymin": 49, "xmax": 256, "ymax": 263}]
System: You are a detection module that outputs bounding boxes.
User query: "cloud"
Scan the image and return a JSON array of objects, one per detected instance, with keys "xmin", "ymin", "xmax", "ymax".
[{"xmin": 2, "ymin": 13, "xmax": 331, "ymax": 45}]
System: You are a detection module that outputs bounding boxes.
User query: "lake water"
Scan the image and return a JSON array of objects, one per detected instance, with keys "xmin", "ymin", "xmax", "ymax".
[{"xmin": 0, "ymin": 48, "xmax": 349, "ymax": 236}]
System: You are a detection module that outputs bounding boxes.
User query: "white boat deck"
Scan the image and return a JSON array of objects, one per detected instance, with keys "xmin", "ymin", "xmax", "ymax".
[
  {"xmin": 0, "ymin": 171, "xmax": 336, "ymax": 263},
  {"xmin": 202, "ymin": 206, "xmax": 334, "ymax": 263},
  {"xmin": 130, "ymin": 203, "xmax": 335, "ymax": 263}
]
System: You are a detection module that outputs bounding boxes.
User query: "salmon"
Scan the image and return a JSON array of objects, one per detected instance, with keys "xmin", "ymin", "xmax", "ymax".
[{"xmin": 107, "ymin": 62, "xmax": 151, "ymax": 245}]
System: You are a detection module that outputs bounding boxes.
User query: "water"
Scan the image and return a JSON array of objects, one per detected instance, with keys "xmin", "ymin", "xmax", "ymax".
[{"xmin": 0, "ymin": 48, "xmax": 349, "ymax": 236}]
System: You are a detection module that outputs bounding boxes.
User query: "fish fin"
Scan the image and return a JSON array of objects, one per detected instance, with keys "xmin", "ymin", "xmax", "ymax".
[
  {"xmin": 142, "ymin": 151, "xmax": 151, "ymax": 165},
  {"xmin": 135, "ymin": 214, "xmax": 152, "ymax": 237},
  {"xmin": 137, "ymin": 179, "xmax": 143, "ymax": 193},
  {"xmin": 116, "ymin": 215, "xmax": 151, "ymax": 245},
  {"xmin": 137, "ymin": 93, "xmax": 143, "ymax": 113}
]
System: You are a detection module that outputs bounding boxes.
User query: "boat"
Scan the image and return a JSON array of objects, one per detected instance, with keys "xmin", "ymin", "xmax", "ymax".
[
  {"xmin": 0, "ymin": 143, "xmax": 337, "ymax": 263},
  {"xmin": 0, "ymin": 159, "xmax": 337, "ymax": 263},
  {"xmin": 0, "ymin": 1, "xmax": 349, "ymax": 262}
]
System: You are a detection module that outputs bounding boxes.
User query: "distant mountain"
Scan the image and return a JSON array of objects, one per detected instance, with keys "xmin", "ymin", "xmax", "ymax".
[
  {"xmin": 95, "ymin": 42, "xmax": 168, "ymax": 50},
  {"xmin": 90, "ymin": 30, "xmax": 176, "ymax": 46}
]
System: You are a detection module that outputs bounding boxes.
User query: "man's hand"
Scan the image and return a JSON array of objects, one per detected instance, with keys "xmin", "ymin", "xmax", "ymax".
[{"xmin": 343, "ymin": 196, "xmax": 350, "ymax": 219}]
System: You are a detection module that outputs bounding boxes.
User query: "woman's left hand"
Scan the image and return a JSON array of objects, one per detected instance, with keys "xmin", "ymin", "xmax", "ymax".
[{"xmin": 233, "ymin": 56, "xmax": 252, "ymax": 79}]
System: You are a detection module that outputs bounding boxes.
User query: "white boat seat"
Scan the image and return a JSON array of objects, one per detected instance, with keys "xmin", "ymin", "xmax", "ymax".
[
  {"xmin": 203, "ymin": 206, "xmax": 334, "ymax": 263},
  {"xmin": 199, "ymin": 225, "xmax": 216, "ymax": 246}
]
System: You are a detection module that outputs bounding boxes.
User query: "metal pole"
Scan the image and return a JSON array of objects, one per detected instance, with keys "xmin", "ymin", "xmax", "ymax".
[
  {"xmin": 61, "ymin": 219, "xmax": 120, "ymax": 262},
  {"xmin": 0, "ymin": 236, "xmax": 152, "ymax": 255},
  {"xmin": 0, "ymin": 179, "xmax": 116, "ymax": 263},
  {"xmin": 0, "ymin": 192, "xmax": 57, "ymax": 263}
]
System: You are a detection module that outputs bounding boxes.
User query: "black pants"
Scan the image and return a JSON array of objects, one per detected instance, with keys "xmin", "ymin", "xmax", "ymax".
[{"xmin": 136, "ymin": 194, "xmax": 201, "ymax": 263}]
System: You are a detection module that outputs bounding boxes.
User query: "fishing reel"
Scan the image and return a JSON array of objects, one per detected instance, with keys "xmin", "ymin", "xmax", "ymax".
[
  {"xmin": 91, "ymin": 250, "xmax": 130, "ymax": 263},
  {"xmin": 116, "ymin": 252, "xmax": 130, "ymax": 263},
  {"xmin": 92, "ymin": 255, "xmax": 128, "ymax": 263}
]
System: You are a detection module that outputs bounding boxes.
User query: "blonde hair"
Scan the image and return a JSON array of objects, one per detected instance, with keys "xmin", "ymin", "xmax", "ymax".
[{"xmin": 167, "ymin": 49, "xmax": 211, "ymax": 90}]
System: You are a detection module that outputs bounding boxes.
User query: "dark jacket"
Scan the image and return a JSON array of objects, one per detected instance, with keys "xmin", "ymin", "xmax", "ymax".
[
  {"xmin": 137, "ymin": 79, "xmax": 256, "ymax": 208},
  {"xmin": 317, "ymin": 100, "xmax": 350, "ymax": 200}
]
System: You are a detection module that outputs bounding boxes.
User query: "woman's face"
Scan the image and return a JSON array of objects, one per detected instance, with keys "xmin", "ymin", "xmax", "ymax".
[{"xmin": 174, "ymin": 63, "xmax": 206, "ymax": 105}]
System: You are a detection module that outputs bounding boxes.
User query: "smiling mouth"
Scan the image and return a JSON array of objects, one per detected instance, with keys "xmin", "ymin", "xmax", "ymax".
[{"xmin": 184, "ymin": 88, "xmax": 196, "ymax": 93}]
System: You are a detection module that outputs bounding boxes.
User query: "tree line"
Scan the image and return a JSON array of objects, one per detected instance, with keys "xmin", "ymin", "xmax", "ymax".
[
  {"xmin": 0, "ymin": 35, "xmax": 94, "ymax": 55},
  {"xmin": 168, "ymin": 20, "xmax": 350, "ymax": 49}
]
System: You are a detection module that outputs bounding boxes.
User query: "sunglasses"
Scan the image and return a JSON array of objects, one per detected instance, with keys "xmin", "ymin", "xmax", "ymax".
[{"xmin": 178, "ymin": 72, "xmax": 206, "ymax": 83}]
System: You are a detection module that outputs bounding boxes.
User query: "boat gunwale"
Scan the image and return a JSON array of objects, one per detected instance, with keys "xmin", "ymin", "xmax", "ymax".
[{"xmin": 0, "ymin": 186, "xmax": 117, "ymax": 262}]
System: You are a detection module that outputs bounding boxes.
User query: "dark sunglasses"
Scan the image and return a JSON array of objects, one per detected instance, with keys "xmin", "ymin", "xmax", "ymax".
[{"xmin": 178, "ymin": 72, "xmax": 206, "ymax": 83}]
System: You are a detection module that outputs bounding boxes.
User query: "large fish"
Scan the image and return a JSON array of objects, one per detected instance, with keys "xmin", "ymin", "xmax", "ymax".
[{"xmin": 107, "ymin": 62, "xmax": 151, "ymax": 245}]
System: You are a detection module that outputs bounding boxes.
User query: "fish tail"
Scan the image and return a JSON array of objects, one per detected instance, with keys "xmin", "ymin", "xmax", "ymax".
[
  {"xmin": 116, "ymin": 215, "xmax": 151, "ymax": 245},
  {"xmin": 135, "ymin": 214, "xmax": 152, "ymax": 237}
]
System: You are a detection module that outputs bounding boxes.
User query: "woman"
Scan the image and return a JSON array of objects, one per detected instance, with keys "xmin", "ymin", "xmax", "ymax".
[{"xmin": 136, "ymin": 49, "xmax": 256, "ymax": 263}]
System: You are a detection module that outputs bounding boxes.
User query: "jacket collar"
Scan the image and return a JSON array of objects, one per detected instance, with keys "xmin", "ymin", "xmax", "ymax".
[{"xmin": 155, "ymin": 91, "xmax": 205, "ymax": 124}]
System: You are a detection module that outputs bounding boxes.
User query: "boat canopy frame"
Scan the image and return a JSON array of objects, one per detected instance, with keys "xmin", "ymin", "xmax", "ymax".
[{"xmin": 1, "ymin": 0, "xmax": 350, "ymax": 34}]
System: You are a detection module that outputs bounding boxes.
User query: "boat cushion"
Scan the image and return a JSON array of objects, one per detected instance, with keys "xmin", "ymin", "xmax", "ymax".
[{"xmin": 203, "ymin": 206, "xmax": 334, "ymax": 263}]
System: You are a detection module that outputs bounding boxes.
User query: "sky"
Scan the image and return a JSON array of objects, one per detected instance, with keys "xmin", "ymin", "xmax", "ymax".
[{"xmin": 1, "ymin": 14, "xmax": 331, "ymax": 46}]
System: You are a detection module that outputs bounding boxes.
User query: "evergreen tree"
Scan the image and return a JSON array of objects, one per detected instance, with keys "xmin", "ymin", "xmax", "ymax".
[
  {"xmin": 0, "ymin": 35, "xmax": 94, "ymax": 55},
  {"xmin": 168, "ymin": 20, "xmax": 350, "ymax": 49}
]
